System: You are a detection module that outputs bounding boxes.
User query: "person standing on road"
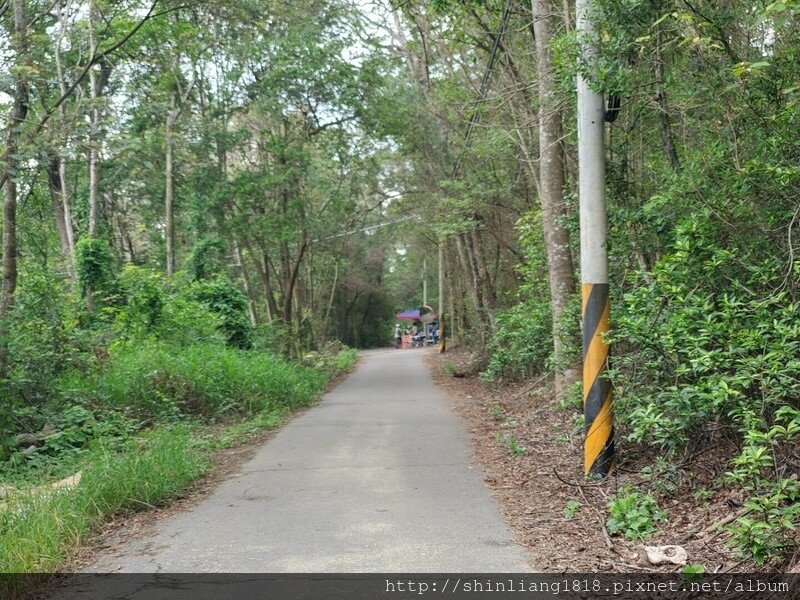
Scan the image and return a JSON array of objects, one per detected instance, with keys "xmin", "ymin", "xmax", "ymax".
[{"xmin": 395, "ymin": 324, "xmax": 402, "ymax": 349}]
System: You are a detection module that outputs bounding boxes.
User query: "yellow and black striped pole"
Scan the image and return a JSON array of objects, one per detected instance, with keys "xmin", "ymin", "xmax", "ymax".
[
  {"xmin": 582, "ymin": 283, "xmax": 613, "ymax": 476},
  {"xmin": 577, "ymin": 0, "xmax": 614, "ymax": 477}
]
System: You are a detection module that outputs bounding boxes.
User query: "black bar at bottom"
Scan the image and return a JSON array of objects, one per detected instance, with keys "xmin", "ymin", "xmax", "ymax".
[{"xmin": 5, "ymin": 573, "xmax": 796, "ymax": 600}]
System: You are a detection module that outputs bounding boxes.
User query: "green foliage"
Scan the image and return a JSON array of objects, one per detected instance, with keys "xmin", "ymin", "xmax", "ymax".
[
  {"xmin": 114, "ymin": 266, "xmax": 165, "ymax": 338},
  {"xmin": 39, "ymin": 406, "xmax": 99, "ymax": 457},
  {"xmin": 199, "ymin": 410, "xmax": 290, "ymax": 451},
  {"xmin": 497, "ymin": 432, "xmax": 527, "ymax": 457},
  {"xmin": 75, "ymin": 237, "xmax": 115, "ymax": 299},
  {"xmin": 682, "ymin": 564, "xmax": 705, "ymax": 580},
  {"xmin": 609, "ymin": 178, "xmax": 800, "ymax": 561},
  {"xmin": 726, "ymin": 406, "xmax": 800, "ymax": 564},
  {"xmin": 2, "ymin": 407, "xmax": 143, "ymax": 485},
  {"xmin": 0, "ymin": 272, "xmax": 92, "ymax": 455},
  {"xmin": 487, "ymin": 403, "xmax": 504, "ymax": 421},
  {"xmin": 299, "ymin": 346, "xmax": 358, "ymax": 375},
  {"xmin": 112, "ymin": 267, "xmax": 223, "ymax": 346},
  {"xmin": 606, "ymin": 486, "xmax": 665, "ymax": 541},
  {"xmin": 185, "ymin": 278, "xmax": 253, "ymax": 348},
  {"xmin": 0, "ymin": 329, "xmax": 353, "ymax": 574},
  {"xmin": 253, "ymin": 320, "xmax": 294, "ymax": 355},
  {"xmin": 481, "ymin": 213, "xmax": 553, "ymax": 382},
  {"xmin": 0, "ymin": 427, "xmax": 207, "ymax": 573},
  {"xmin": 563, "ymin": 499, "xmax": 581, "ymax": 520},
  {"xmin": 557, "ymin": 381, "xmax": 583, "ymax": 412},
  {"xmin": 332, "ymin": 348, "xmax": 359, "ymax": 372},
  {"xmin": 57, "ymin": 343, "xmax": 326, "ymax": 421},
  {"xmin": 7, "ymin": 0, "xmax": 800, "ymax": 572},
  {"xmin": 480, "ymin": 301, "xmax": 552, "ymax": 382},
  {"xmin": 550, "ymin": 294, "xmax": 582, "ymax": 377},
  {"xmin": 186, "ymin": 237, "xmax": 225, "ymax": 282}
]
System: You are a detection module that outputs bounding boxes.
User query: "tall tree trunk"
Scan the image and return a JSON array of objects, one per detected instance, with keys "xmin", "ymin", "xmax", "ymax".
[
  {"xmin": 86, "ymin": 4, "xmax": 113, "ymax": 239},
  {"xmin": 534, "ymin": 0, "xmax": 579, "ymax": 399},
  {"xmin": 88, "ymin": 61, "xmax": 99, "ymax": 239},
  {"xmin": 245, "ymin": 237, "xmax": 279, "ymax": 321},
  {"xmin": 84, "ymin": 3, "xmax": 113, "ymax": 313},
  {"xmin": 116, "ymin": 213, "xmax": 136, "ymax": 263},
  {"xmin": 456, "ymin": 232, "xmax": 487, "ymax": 347},
  {"xmin": 455, "ymin": 233, "xmax": 480, "ymax": 319},
  {"xmin": 165, "ymin": 95, "xmax": 177, "ymax": 276},
  {"xmin": 86, "ymin": 3, "xmax": 100, "ymax": 313},
  {"xmin": 1, "ymin": 0, "xmax": 30, "ymax": 317},
  {"xmin": 465, "ymin": 227, "xmax": 495, "ymax": 333},
  {"xmin": 470, "ymin": 226, "xmax": 496, "ymax": 323},
  {"xmin": 47, "ymin": 156, "xmax": 74, "ymax": 267},
  {"xmin": 54, "ymin": 1, "xmax": 76, "ymax": 275},
  {"xmin": 321, "ymin": 261, "xmax": 339, "ymax": 346},
  {"xmin": 233, "ymin": 240, "xmax": 258, "ymax": 326},
  {"xmin": 282, "ymin": 239, "xmax": 308, "ymax": 327},
  {"xmin": 438, "ymin": 238, "xmax": 446, "ymax": 352},
  {"xmin": 163, "ymin": 64, "xmax": 196, "ymax": 276},
  {"xmin": 655, "ymin": 28, "xmax": 680, "ymax": 172}
]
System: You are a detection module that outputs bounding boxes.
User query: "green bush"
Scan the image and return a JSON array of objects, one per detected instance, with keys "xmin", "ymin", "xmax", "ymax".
[
  {"xmin": 332, "ymin": 347, "xmax": 359, "ymax": 372},
  {"xmin": 606, "ymin": 485, "xmax": 665, "ymax": 541},
  {"xmin": 113, "ymin": 266, "xmax": 165, "ymax": 339},
  {"xmin": 186, "ymin": 236, "xmax": 225, "ymax": 282},
  {"xmin": 112, "ymin": 267, "xmax": 223, "ymax": 346},
  {"xmin": 610, "ymin": 215, "xmax": 800, "ymax": 561},
  {"xmin": 480, "ymin": 210, "xmax": 580, "ymax": 383},
  {"xmin": 726, "ymin": 406, "xmax": 800, "ymax": 564},
  {"xmin": 2, "ymin": 406, "xmax": 143, "ymax": 486},
  {"xmin": 253, "ymin": 320, "xmax": 294, "ymax": 355},
  {"xmin": 480, "ymin": 300, "xmax": 552, "ymax": 382},
  {"xmin": 57, "ymin": 342, "xmax": 327, "ymax": 421},
  {"xmin": 610, "ymin": 225, "xmax": 800, "ymax": 442},
  {"xmin": 300, "ymin": 347, "xmax": 359, "ymax": 374},
  {"xmin": 185, "ymin": 278, "xmax": 253, "ymax": 348},
  {"xmin": 0, "ymin": 272, "xmax": 93, "ymax": 453},
  {"xmin": 75, "ymin": 237, "xmax": 116, "ymax": 300}
]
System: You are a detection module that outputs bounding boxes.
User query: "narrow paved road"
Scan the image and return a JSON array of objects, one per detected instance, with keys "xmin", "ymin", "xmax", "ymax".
[{"xmin": 88, "ymin": 348, "xmax": 531, "ymax": 572}]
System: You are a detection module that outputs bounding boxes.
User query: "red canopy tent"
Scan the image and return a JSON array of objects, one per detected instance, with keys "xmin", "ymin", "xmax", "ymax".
[{"xmin": 395, "ymin": 309, "xmax": 420, "ymax": 321}]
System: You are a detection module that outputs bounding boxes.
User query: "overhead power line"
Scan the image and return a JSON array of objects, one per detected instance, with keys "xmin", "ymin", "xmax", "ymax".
[
  {"xmin": 451, "ymin": 0, "xmax": 513, "ymax": 179},
  {"xmin": 316, "ymin": 215, "xmax": 418, "ymax": 242}
]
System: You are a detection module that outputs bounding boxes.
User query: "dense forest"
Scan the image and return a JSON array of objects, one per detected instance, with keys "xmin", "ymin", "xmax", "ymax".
[{"xmin": 0, "ymin": 0, "xmax": 798, "ymax": 572}]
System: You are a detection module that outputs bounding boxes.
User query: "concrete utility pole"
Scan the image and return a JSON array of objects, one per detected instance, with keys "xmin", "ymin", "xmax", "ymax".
[
  {"xmin": 577, "ymin": 0, "xmax": 614, "ymax": 477},
  {"xmin": 422, "ymin": 257, "xmax": 428, "ymax": 307},
  {"xmin": 438, "ymin": 240, "xmax": 446, "ymax": 353}
]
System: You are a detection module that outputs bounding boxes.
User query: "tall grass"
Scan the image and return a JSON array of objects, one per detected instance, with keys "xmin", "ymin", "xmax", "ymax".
[
  {"xmin": 0, "ymin": 427, "xmax": 206, "ymax": 573},
  {"xmin": 58, "ymin": 343, "xmax": 328, "ymax": 419},
  {"xmin": 332, "ymin": 348, "xmax": 359, "ymax": 372},
  {"xmin": 0, "ymin": 343, "xmax": 358, "ymax": 576}
]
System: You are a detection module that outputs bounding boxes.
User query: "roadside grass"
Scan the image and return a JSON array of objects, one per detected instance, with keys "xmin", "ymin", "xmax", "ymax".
[
  {"xmin": 0, "ymin": 346, "xmax": 359, "ymax": 576},
  {"xmin": 58, "ymin": 342, "xmax": 330, "ymax": 419},
  {"xmin": 332, "ymin": 348, "xmax": 359, "ymax": 372},
  {"xmin": 199, "ymin": 409, "xmax": 291, "ymax": 451},
  {"xmin": 0, "ymin": 427, "xmax": 205, "ymax": 573}
]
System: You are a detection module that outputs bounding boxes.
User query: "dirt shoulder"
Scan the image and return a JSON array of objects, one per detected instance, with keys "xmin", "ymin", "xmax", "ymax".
[{"xmin": 427, "ymin": 347, "xmax": 759, "ymax": 573}]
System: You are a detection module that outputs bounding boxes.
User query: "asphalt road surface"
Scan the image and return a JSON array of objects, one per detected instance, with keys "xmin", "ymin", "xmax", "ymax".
[{"xmin": 86, "ymin": 348, "xmax": 531, "ymax": 573}]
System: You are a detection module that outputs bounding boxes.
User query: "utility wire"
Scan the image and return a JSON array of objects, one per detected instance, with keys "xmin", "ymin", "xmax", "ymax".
[
  {"xmin": 451, "ymin": 0, "xmax": 513, "ymax": 179},
  {"xmin": 315, "ymin": 215, "xmax": 418, "ymax": 242}
]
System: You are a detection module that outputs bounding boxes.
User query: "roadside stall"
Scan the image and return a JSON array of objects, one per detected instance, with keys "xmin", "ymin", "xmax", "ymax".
[
  {"xmin": 395, "ymin": 306, "xmax": 438, "ymax": 348},
  {"xmin": 395, "ymin": 309, "xmax": 419, "ymax": 348}
]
